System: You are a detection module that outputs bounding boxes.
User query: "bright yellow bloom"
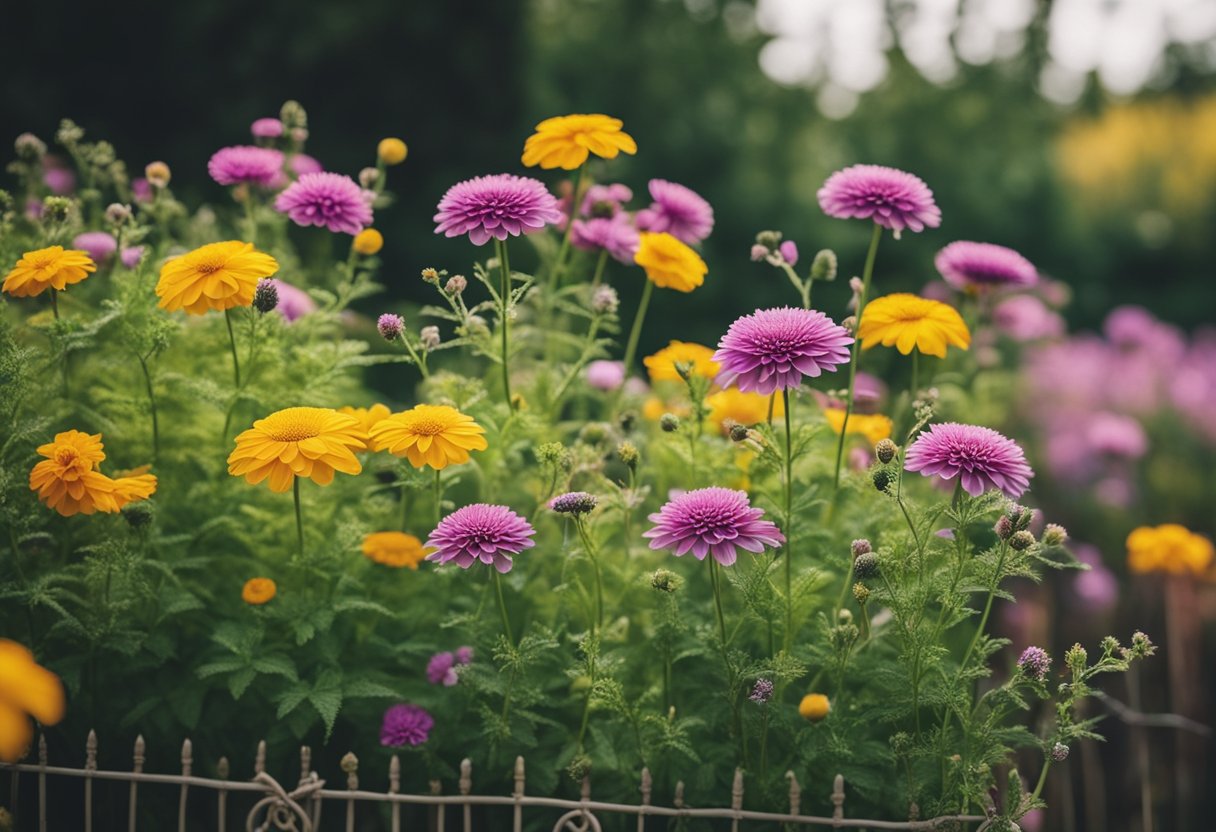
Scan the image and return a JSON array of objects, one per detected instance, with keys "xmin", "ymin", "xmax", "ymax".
[
  {"xmin": 156, "ymin": 241, "xmax": 279, "ymax": 315},
  {"xmin": 634, "ymin": 232, "xmax": 707, "ymax": 293},
  {"xmin": 227, "ymin": 407, "xmax": 367, "ymax": 492},
  {"xmin": 705, "ymin": 389, "xmax": 782, "ymax": 433},
  {"xmin": 1127, "ymin": 524, "xmax": 1214, "ymax": 576},
  {"xmin": 29, "ymin": 431, "xmax": 155, "ymax": 517},
  {"xmin": 823, "ymin": 409, "xmax": 893, "ymax": 446},
  {"xmin": 521, "ymin": 114, "xmax": 637, "ymax": 170},
  {"xmin": 378, "ymin": 138, "xmax": 408, "ymax": 165},
  {"xmin": 362, "ymin": 531, "xmax": 430, "ymax": 569},
  {"xmin": 643, "ymin": 340, "xmax": 719, "ymax": 382},
  {"xmin": 2, "ymin": 246, "xmax": 96, "ymax": 298},
  {"xmin": 857, "ymin": 293, "xmax": 970, "ymax": 358},
  {"xmin": 242, "ymin": 578, "xmax": 277, "ymax": 605},
  {"xmin": 353, "ymin": 229, "xmax": 384, "ymax": 255},
  {"xmin": 338, "ymin": 403, "xmax": 392, "ymax": 434},
  {"xmin": 642, "ymin": 396, "xmax": 691, "ymax": 422},
  {"xmin": 369, "ymin": 405, "xmax": 488, "ymax": 470},
  {"xmin": 0, "ymin": 640, "xmax": 65, "ymax": 762},
  {"xmin": 799, "ymin": 693, "xmax": 831, "ymax": 722}
]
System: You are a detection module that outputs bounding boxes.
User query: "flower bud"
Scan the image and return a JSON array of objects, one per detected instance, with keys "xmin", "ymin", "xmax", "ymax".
[
  {"xmin": 378, "ymin": 138, "xmax": 408, "ymax": 165},
  {"xmin": 650, "ymin": 568, "xmax": 682, "ymax": 593},
  {"xmin": 420, "ymin": 326, "xmax": 440, "ymax": 350},
  {"xmin": 535, "ymin": 441, "xmax": 567, "ymax": 466},
  {"xmin": 358, "ymin": 167, "xmax": 380, "ymax": 189},
  {"xmin": 1064, "ymin": 643, "xmax": 1087, "ymax": 673},
  {"xmin": 253, "ymin": 279, "xmax": 279, "ymax": 314},
  {"xmin": 41, "ymin": 196, "xmax": 72, "ymax": 224},
  {"xmin": 728, "ymin": 423, "xmax": 749, "ymax": 443},
  {"xmin": 1016, "ymin": 646, "xmax": 1051, "ymax": 681},
  {"xmin": 660, "ymin": 413, "xmax": 680, "ymax": 433},
  {"xmin": 673, "ymin": 361, "xmax": 694, "ymax": 382},
  {"xmin": 851, "ymin": 539, "xmax": 872, "ymax": 558},
  {"xmin": 994, "ymin": 516, "xmax": 1013, "ymax": 540},
  {"xmin": 853, "ymin": 552, "xmax": 879, "ymax": 579},
  {"xmin": 618, "ymin": 410, "xmax": 637, "ymax": 433},
  {"xmin": 852, "ymin": 582, "xmax": 870, "ymax": 605},
  {"xmin": 749, "ymin": 678, "xmax": 774, "ymax": 703},
  {"xmin": 280, "ymin": 100, "xmax": 308, "ymax": 129},
  {"xmin": 841, "ymin": 315, "xmax": 857, "ymax": 334},
  {"xmin": 121, "ymin": 501, "xmax": 155, "ymax": 528},
  {"xmin": 105, "ymin": 202, "xmax": 132, "ymax": 226},
  {"xmin": 875, "ymin": 438, "xmax": 897, "ymax": 464},
  {"xmin": 616, "ymin": 441, "xmax": 639, "ymax": 470},
  {"xmin": 779, "ymin": 240, "xmax": 798, "ymax": 266},
  {"xmin": 755, "ymin": 230, "xmax": 782, "ymax": 249},
  {"xmin": 377, "ymin": 313, "xmax": 404, "ymax": 341},
  {"xmin": 591, "ymin": 285, "xmax": 619, "ymax": 314},
  {"xmin": 566, "ymin": 753, "xmax": 592, "ymax": 782},
  {"xmin": 420, "ymin": 267, "xmax": 440, "ymax": 284},
  {"xmin": 810, "ymin": 249, "xmax": 837, "ymax": 281},
  {"xmin": 14, "ymin": 132, "xmax": 46, "ymax": 160},
  {"xmin": 340, "ymin": 752, "xmax": 359, "ymax": 774},
  {"xmin": 445, "ymin": 275, "xmax": 468, "ymax": 295},
  {"xmin": 872, "ymin": 468, "xmax": 892, "ymax": 492},
  {"xmin": 353, "ymin": 228, "xmax": 383, "ymax": 256},
  {"xmin": 550, "ymin": 491, "xmax": 598, "ymax": 515},
  {"xmin": 291, "ymin": 127, "xmax": 309, "ymax": 144},
  {"xmin": 798, "ymin": 693, "xmax": 830, "ymax": 722},
  {"xmin": 1042, "ymin": 523, "xmax": 1068, "ymax": 547},
  {"xmin": 145, "ymin": 161, "xmax": 171, "ymax": 187},
  {"xmin": 1009, "ymin": 530, "xmax": 1035, "ymax": 551},
  {"xmin": 1129, "ymin": 630, "xmax": 1155, "ymax": 658},
  {"xmin": 749, "ymin": 244, "xmax": 768, "ymax": 262},
  {"xmin": 1050, "ymin": 743, "xmax": 1069, "ymax": 762}
]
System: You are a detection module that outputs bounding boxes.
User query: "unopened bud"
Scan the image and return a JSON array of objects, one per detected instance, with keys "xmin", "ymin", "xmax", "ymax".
[
  {"xmin": 591, "ymin": 285, "xmax": 619, "ymax": 314},
  {"xmin": 872, "ymin": 468, "xmax": 892, "ymax": 492},
  {"xmin": 420, "ymin": 326, "xmax": 440, "ymax": 350},
  {"xmin": 105, "ymin": 202, "xmax": 133, "ymax": 226},
  {"xmin": 651, "ymin": 568, "xmax": 682, "ymax": 593},
  {"xmin": 1010, "ymin": 530, "xmax": 1035, "ymax": 551},
  {"xmin": 253, "ymin": 279, "xmax": 279, "ymax": 314},
  {"xmin": 358, "ymin": 167, "xmax": 380, "ymax": 189},
  {"xmin": 145, "ymin": 161, "xmax": 171, "ymax": 187},
  {"xmin": 749, "ymin": 244, "xmax": 768, "ymax": 262},
  {"xmin": 15, "ymin": 133, "xmax": 47, "ymax": 160},
  {"xmin": 444, "ymin": 275, "xmax": 467, "ymax": 295},
  {"xmin": 853, "ymin": 552, "xmax": 879, "ymax": 579},
  {"xmin": 1050, "ymin": 743, "xmax": 1069, "ymax": 762},
  {"xmin": 729, "ymin": 423, "xmax": 749, "ymax": 442},
  {"xmin": 810, "ymin": 249, "xmax": 837, "ymax": 281},
  {"xmin": 852, "ymin": 582, "xmax": 870, "ymax": 605},
  {"xmin": 420, "ymin": 268, "xmax": 440, "ymax": 284},
  {"xmin": 616, "ymin": 441, "xmax": 638, "ymax": 470},
  {"xmin": 875, "ymin": 439, "xmax": 897, "ymax": 464},
  {"xmin": 851, "ymin": 539, "xmax": 872, "ymax": 558},
  {"xmin": 377, "ymin": 313, "xmax": 404, "ymax": 341},
  {"xmin": 1042, "ymin": 523, "xmax": 1068, "ymax": 547},
  {"xmin": 660, "ymin": 413, "xmax": 680, "ymax": 433},
  {"xmin": 995, "ymin": 516, "xmax": 1014, "ymax": 540}
]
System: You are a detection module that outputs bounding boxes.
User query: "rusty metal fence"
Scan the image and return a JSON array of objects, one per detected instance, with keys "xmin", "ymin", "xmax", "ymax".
[{"xmin": 1, "ymin": 732, "xmax": 987, "ymax": 831}]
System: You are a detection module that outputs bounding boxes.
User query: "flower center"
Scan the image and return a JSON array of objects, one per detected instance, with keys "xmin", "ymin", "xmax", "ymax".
[
  {"xmin": 260, "ymin": 407, "xmax": 331, "ymax": 442},
  {"xmin": 194, "ymin": 257, "xmax": 227, "ymax": 275},
  {"xmin": 54, "ymin": 447, "xmax": 80, "ymax": 466}
]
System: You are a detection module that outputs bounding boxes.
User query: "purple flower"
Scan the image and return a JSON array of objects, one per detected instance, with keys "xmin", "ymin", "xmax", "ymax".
[
  {"xmin": 131, "ymin": 178, "xmax": 153, "ymax": 203},
  {"xmin": 427, "ymin": 651, "xmax": 459, "ymax": 686},
  {"xmin": 904, "ymin": 423, "xmax": 1034, "ymax": 498},
  {"xmin": 571, "ymin": 215, "xmax": 640, "ymax": 263},
  {"xmin": 120, "ymin": 246, "xmax": 146, "ymax": 269},
  {"xmin": 433, "ymin": 174, "xmax": 562, "ymax": 246},
  {"xmin": 580, "ymin": 183, "xmax": 633, "ymax": 216},
  {"xmin": 993, "ymin": 295, "xmax": 1064, "ymax": 342},
  {"xmin": 275, "ymin": 172, "xmax": 372, "ymax": 235},
  {"xmin": 290, "ymin": 154, "xmax": 324, "ymax": 177},
  {"xmin": 43, "ymin": 166, "xmax": 75, "ymax": 195},
  {"xmin": 778, "ymin": 240, "xmax": 799, "ymax": 266},
  {"xmin": 455, "ymin": 646, "xmax": 474, "ymax": 665},
  {"xmin": 71, "ymin": 231, "xmax": 117, "ymax": 263},
  {"xmin": 251, "ymin": 118, "xmax": 285, "ymax": 139},
  {"xmin": 208, "ymin": 146, "xmax": 284, "ymax": 187},
  {"xmin": 1086, "ymin": 411, "xmax": 1147, "ymax": 458},
  {"xmin": 1017, "ymin": 646, "xmax": 1052, "ymax": 682},
  {"xmin": 713, "ymin": 307, "xmax": 854, "ymax": 395},
  {"xmin": 585, "ymin": 360, "xmax": 626, "ymax": 391},
  {"xmin": 817, "ymin": 164, "xmax": 941, "ymax": 233},
  {"xmin": 935, "ymin": 241, "xmax": 1037, "ymax": 291},
  {"xmin": 635, "ymin": 179, "xmax": 714, "ymax": 244},
  {"xmin": 380, "ymin": 704, "xmax": 434, "ymax": 747},
  {"xmin": 549, "ymin": 491, "xmax": 598, "ymax": 515},
  {"xmin": 643, "ymin": 487, "xmax": 785, "ymax": 567},
  {"xmin": 378, "ymin": 313, "xmax": 404, "ymax": 341},
  {"xmin": 749, "ymin": 678, "xmax": 774, "ymax": 703},
  {"xmin": 424, "ymin": 503, "xmax": 536, "ymax": 574},
  {"xmin": 1073, "ymin": 545, "xmax": 1118, "ymax": 611}
]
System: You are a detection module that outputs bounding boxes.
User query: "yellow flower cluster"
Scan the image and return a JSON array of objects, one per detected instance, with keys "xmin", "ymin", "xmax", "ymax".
[
  {"xmin": 823, "ymin": 409, "xmax": 893, "ymax": 446},
  {"xmin": 362, "ymin": 532, "xmax": 431, "ymax": 569},
  {"xmin": 29, "ymin": 430, "xmax": 156, "ymax": 517},
  {"xmin": 1126, "ymin": 524, "xmax": 1213, "ymax": 576},
  {"xmin": 0, "ymin": 640, "xmax": 65, "ymax": 762}
]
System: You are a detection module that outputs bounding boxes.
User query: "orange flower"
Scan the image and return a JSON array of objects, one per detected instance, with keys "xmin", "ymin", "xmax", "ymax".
[
  {"xmin": 338, "ymin": 403, "xmax": 392, "ymax": 434},
  {"xmin": 2, "ymin": 246, "xmax": 96, "ymax": 298},
  {"xmin": 29, "ymin": 431, "xmax": 155, "ymax": 517},
  {"xmin": 362, "ymin": 532, "xmax": 430, "ymax": 569},
  {"xmin": 369, "ymin": 405, "xmax": 488, "ymax": 470},
  {"xmin": 643, "ymin": 341, "xmax": 719, "ymax": 382},
  {"xmin": 242, "ymin": 578, "xmax": 277, "ymax": 605},
  {"xmin": 1127, "ymin": 524, "xmax": 1213, "ymax": 576},
  {"xmin": 521, "ymin": 114, "xmax": 637, "ymax": 170},
  {"xmin": 228, "ymin": 407, "xmax": 367, "ymax": 492},
  {"xmin": 156, "ymin": 241, "xmax": 279, "ymax": 315},
  {"xmin": 0, "ymin": 640, "xmax": 65, "ymax": 762}
]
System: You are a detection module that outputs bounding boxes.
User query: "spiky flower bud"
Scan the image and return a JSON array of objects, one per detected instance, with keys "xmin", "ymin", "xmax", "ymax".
[
  {"xmin": 853, "ymin": 552, "xmax": 879, "ymax": 579},
  {"xmin": 851, "ymin": 539, "xmax": 872, "ymax": 558},
  {"xmin": 1009, "ymin": 530, "xmax": 1035, "ymax": 551},
  {"xmin": 145, "ymin": 161, "xmax": 171, "ymax": 187},
  {"xmin": 616, "ymin": 441, "xmax": 639, "ymax": 470},
  {"xmin": 1129, "ymin": 630, "xmax": 1155, "ymax": 658},
  {"xmin": 1065, "ymin": 643, "xmax": 1088, "ymax": 674},
  {"xmin": 841, "ymin": 315, "xmax": 857, "ymax": 334},
  {"xmin": 749, "ymin": 678, "xmax": 774, "ymax": 703},
  {"xmin": 852, "ymin": 582, "xmax": 870, "ymax": 605},
  {"xmin": 279, "ymin": 100, "xmax": 308, "ymax": 130},
  {"xmin": 121, "ymin": 501, "xmax": 155, "ymax": 528},
  {"xmin": 872, "ymin": 468, "xmax": 892, "ymax": 492},
  {"xmin": 535, "ymin": 441, "xmax": 566, "ymax": 466},
  {"xmin": 444, "ymin": 274, "xmax": 467, "ymax": 295},
  {"xmin": 650, "ymin": 568, "xmax": 682, "ymax": 593},
  {"xmin": 420, "ymin": 267, "xmax": 440, "ymax": 284},
  {"xmin": 755, "ymin": 230, "xmax": 783, "ymax": 249},
  {"xmin": 1016, "ymin": 646, "xmax": 1052, "ymax": 682},
  {"xmin": 1042, "ymin": 523, "xmax": 1068, "ymax": 547},
  {"xmin": 15, "ymin": 132, "xmax": 47, "ymax": 160},
  {"xmin": 1050, "ymin": 743, "xmax": 1069, "ymax": 762},
  {"xmin": 41, "ymin": 196, "xmax": 72, "ymax": 224},
  {"xmin": 253, "ymin": 279, "xmax": 279, "ymax": 314},
  {"xmin": 994, "ymin": 516, "xmax": 1014, "ymax": 540},
  {"xmin": 591, "ymin": 285, "xmax": 619, "ymax": 314},
  {"xmin": 874, "ymin": 438, "xmax": 897, "ymax": 464},
  {"xmin": 377, "ymin": 313, "xmax": 404, "ymax": 342},
  {"xmin": 358, "ymin": 167, "xmax": 380, "ymax": 189},
  {"xmin": 566, "ymin": 753, "xmax": 592, "ymax": 782},
  {"xmin": 420, "ymin": 326, "xmax": 440, "ymax": 350},
  {"xmin": 660, "ymin": 413, "xmax": 680, "ymax": 433},
  {"xmin": 550, "ymin": 491, "xmax": 598, "ymax": 515},
  {"xmin": 889, "ymin": 731, "xmax": 912, "ymax": 755},
  {"xmin": 728, "ymin": 423, "xmax": 749, "ymax": 443},
  {"xmin": 810, "ymin": 249, "xmax": 838, "ymax": 281},
  {"xmin": 105, "ymin": 202, "xmax": 133, "ymax": 226}
]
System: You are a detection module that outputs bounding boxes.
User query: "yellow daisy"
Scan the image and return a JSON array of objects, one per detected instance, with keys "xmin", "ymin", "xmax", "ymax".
[
  {"xmin": 353, "ymin": 229, "xmax": 384, "ymax": 255},
  {"xmin": 227, "ymin": 407, "xmax": 367, "ymax": 492},
  {"xmin": 362, "ymin": 531, "xmax": 431, "ymax": 569},
  {"xmin": 242, "ymin": 578, "xmax": 277, "ymax": 605},
  {"xmin": 0, "ymin": 640, "xmax": 65, "ymax": 763},
  {"xmin": 369, "ymin": 405, "xmax": 488, "ymax": 470},
  {"xmin": 1127, "ymin": 524, "xmax": 1214, "ymax": 576},
  {"xmin": 634, "ymin": 232, "xmax": 707, "ymax": 293},
  {"xmin": 339, "ymin": 403, "xmax": 392, "ymax": 434},
  {"xmin": 28, "ymin": 431, "xmax": 154, "ymax": 517},
  {"xmin": 2, "ymin": 246, "xmax": 96, "ymax": 298},
  {"xmin": 643, "ymin": 340, "xmax": 719, "ymax": 382},
  {"xmin": 705, "ymin": 388, "xmax": 783, "ymax": 432},
  {"xmin": 823, "ymin": 409, "xmax": 894, "ymax": 446},
  {"xmin": 156, "ymin": 241, "xmax": 279, "ymax": 315},
  {"xmin": 521, "ymin": 114, "xmax": 637, "ymax": 170},
  {"xmin": 857, "ymin": 293, "xmax": 970, "ymax": 358}
]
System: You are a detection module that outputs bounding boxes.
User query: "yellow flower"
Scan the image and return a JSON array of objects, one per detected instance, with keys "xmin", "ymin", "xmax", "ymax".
[
  {"xmin": 362, "ymin": 531, "xmax": 431, "ymax": 569},
  {"xmin": 29, "ymin": 430, "xmax": 155, "ymax": 517},
  {"xmin": 643, "ymin": 340, "xmax": 719, "ymax": 382},
  {"xmin": 1127, "ymin": 524, "xmax": 1214, "ymax": 576},
  {"xmin": 369, "ymin": 404, "xmax": 488, "ymax": 470},
  {"xmin": 0, "ymin": 640, "xmax": 65, "ymax": 762},
  {"xmin": 242, "ymin": 578, "xmax": 277, "ymax": 605},
  {"xmin": 642, "ymin": 396, "xmax": 691, "ymax": 422},
  {"xmin": 634, "ymin": 232, "xmax": 707, "ymax": 293},
  {"xmin": 338, "ymin": 403, "xmax": 392, "ymax": 434},
  {"xmin": 823, "ymin": 409, "xmax": 893, "ymax": 446},
  {"xmin": 799, "ymin": 693, "xmax": 831, "ymax": 722},
  {"xmin": 857, "ymin": 294, "xmax": 970, "ymax": 358},
  {"xmin": 227, "ymin": 407, "xmax": 367, "ymax": 492},
  {"xmin": 705, "ymin": 389, "xmax": 782, "ymax": 433},
  {"xmin": 353, "ymin": 229, "xmax": 384, "ymax": 256},
  {"xmin": 2, "ymin": 246, "xmax": 96, "ymax": 298},
  {"xmin": 145, "ymin": 161, "xmax": 171, "ymax": 186},
  {"xmin": 521, "ymin": 114, "xmax": 637, "ymax": 170},
  {"xmin": 156, "ymin": 241, "xmax": 279, "ymax": 315},
  {"xmin": 378, "ymin": 138, "xmax": 408, "ymax": 165}
]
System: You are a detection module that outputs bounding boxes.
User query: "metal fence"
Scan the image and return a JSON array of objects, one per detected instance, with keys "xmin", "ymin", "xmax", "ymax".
[{"xmin": 1, "ymin": 732, "xmax": 988, "ymax": 831}]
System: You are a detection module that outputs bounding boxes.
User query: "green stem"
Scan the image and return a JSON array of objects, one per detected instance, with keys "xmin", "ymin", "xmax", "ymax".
[
  {"xmin": 136, "ymin": 353, "xmax": 160, "ymax": 462},
  {"xmin": 495, "ymin": 239, "xmax": 513, "ymax": 407},
  {"xmin": 293, "ymin": 477, "xmax": 304, "ymax": 559},
  {"xmin": 400, "ymin": 479, "xmax": 410, "ymax": 531},
  {"xmin": 395, "ymin": 332, "xmax": 430, "ymax": 381},
  {"xmin": 709, "ymin": 556, "xmax": 729, "ymax": 656},
  {"xmin": 621, "ymin": 280, "xmax": 653, "ymax": 379},
  {"xmin": 224, "ymin": 308, "xmax": 242, "ymax": 387},
  {"xmin": 549, "ymin": 165, "xmax": 585, "ymax": 290},
  {"xmin": 1030, "ymin": 758, "xmax": 1052, "ymax": 804},
  {"xmin": 433, "ymin": 468, "xmax": 442, "ymax": 527},
  {"xmin": 575, "ymin": 518, "xmax": 604, "ymax": 630},
  {"xmin": 960, "ymin": 541, "xmax": 1009, "ymax": 670},
  {"xmin": 244, "ymin": 192, "xmax": 258, "ymax": 246},
  {"xmin": 589, "ymin": 249, "xmax": 608, "ymax": 288},
  {"xmin": 782, "ymin": 388, "xmax": 794, "ymax": 653},
  {"xmin": 50, "ymin": 289, "xmax": 60, "ymax": 320},
  {"xmin": 832, "ymin": 223, "xmax": 883, "ymax": 490},
  {"xmin": 493, "ymin": 569, "xmax": 514, "ymax": 645}
]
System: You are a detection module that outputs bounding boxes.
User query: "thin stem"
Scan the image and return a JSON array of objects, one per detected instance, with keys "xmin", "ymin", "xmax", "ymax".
[
  {"xmin": 1030, "ymin": 757, "xmax": 1052, "ymax": 804},
  {"xmin": 224, "ymin": 308, "xmax": 242, "ymax": 387},
  {"xmin": 244, "ymin": 192, "xmax": 258, "ymax": 245},
  {"xmin": 832, "ymin": 223, "xmax": 883, "ymax": 490},
  {"xmin": 136, "ymin": 353, "xmax": 160, "ymax": 462},
  {"xmin": 293, "ymin": 477, "xmax": 304, "ymax": 559},
  {"xmin": 782, "ymin": 388, "xmax": 794, "ymax": 653},
  {"xmin": 493, "ymin": 569, "xmax": 514, "ymax": 645},
  {"xmin": 621, "ymin": 280, "xmax": 653, "ymax": 381},
  {"xmin": 394, "ymin": 332, "xmax": 430, "ymax": 381},
  {"xmin": 549, "ymin": 165, "xmax": 585, "ymax": 290},
  {"xmin": 589, "ymin": 249, "xmax": 608, "ymax": 289},
  {"xmin": 400, "ymin": 478, "xmax": 410, "ymax": 531},
  {"xmin": 495, "ymin": 238, "xmax": 513, "ymax": 407},
  {"xmin": 709, "ymin": 557, "xmax": 730, "ymax": 658},
  {"xmin": 960, "ymin": 540, "xmax": 1009, "ymax": 670},
  {"xmin": 575, "ymin": 518, "xmax": 604, "ymax": 631},
  {"xmin": 433, "ymin": 468, "xmax": 442, "ymax": 528},
  {"xmin": 50, "ymin": 289, "xmax": 60, "ymax": 320}
]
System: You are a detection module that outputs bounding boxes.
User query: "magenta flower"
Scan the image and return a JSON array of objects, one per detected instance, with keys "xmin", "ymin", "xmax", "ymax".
[
  {"xmin": 273, "ymin": 281, "xmax": 317, "ymax": 323},
  {"xmin": 43, "ymin": 166, "xmax": 75, "ymax": 195},
  {"xmin": 580, "ymin": 183, "xmax": 633, "ymax": 216},
  {"xmin": 433, "ymin": 174, "xmax": 562, "ymax": 246},
  {"xmin": 274, "ymin": 172, "xmax": 372, "ymax": 235},
  {"xmin": 131, "ymin": 178, "xmax": 153, "ymax": 203},
  {"xmin": 713, "ymin": 307, "xmax": 853, "ymax": 395},
  {"xmin": 1017, "ymin": 646, "xmax": 1052, "ymax": 681},
  {"xmin": 378, "ymin": 313, "xmax": 404, "ymax": 341},
  {"xmin": 251, "ymin": 118, "xmax": 284, "ymax": 139},
  {"xmin": 208, "ymin": 146, "xmax": 284, "ymax": 187},
  {"xmin": 427, "ymin": 652, "xmax": 459, "ymax": 686},
  {"xmin": 571, "ymin": 215, "xmax": 640, "ymax": 263},
  {"xmin": 643, "ymin": 487, "xmax": 785, "ymax": 567},
  {"xmin": 817, "ymin": 164, "xmax": 941, "ymax": 233},
  {"xmin": 585, "ymin": 360, "xmax": 626, "ymax": 391},
  {"xmin": 289, "ymin": 154, "xmax": 323, "ymax": 177},
  {"xmin": 424, "ymin": 503, "xmax": 536, "ymax": 574},
  {"xmin": 635, "ymin": 179, "xmax": 714, "ymax": 244},
  {"xmin": 380, "ymin": 704, "xmax": 434, "ymax": 747},
  {"xmin": 936, "ymin": 241, "xmax": 1037, "ymax": 291},
  {"xmin": 904, "ymin": 423, "xmax": 1034, "ymax": 498},
  {"xmin": 71, "ymin": 231, "xmax": 117, "ymax": 263},
  {"xmin": 993, "ymin": 295, "xmax": 1064, "ymax": 342},
  {"xmin": 120, "ymin": 246, "xmax": 146, "ymax": 269},
  {"xmin": 778, "ymin": 240, "xmax": 799, "ymax": 266},
  {"xmin": 456, "ymin": 645, "xmax": 474, "ymax": 664},
  {"xmin": 549, "ymin": 491, "xmax": 598, "ymax": 515}
]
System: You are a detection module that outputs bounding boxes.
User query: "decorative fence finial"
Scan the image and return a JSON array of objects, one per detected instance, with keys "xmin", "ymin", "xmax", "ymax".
[
  {"xmin": 514, "ymin": 756, "xmax": 526, "ymax": 798},
  {"xmin": 786, "ymin": 770, "xmax": 801, "ymax": 817},
  {"xmin": 85, "ymin": 730, "xmax": 97, "ymax": 772},
  {"xmin": 831, "ymin": 774, "xmax": 845, "ymax": 823},
  {"xmin": 255, "ymin": 740, "xmax": 267, "ymax": 775},
  {"xmin": 133, "ymin": 736, "xmax": 145, "ymax": 773},
  {"xmin": 181, "ymin": 739, "xmax": 193, "ymax": 776},
  {"xmin": 459, "ymin": 758, "xmax": 472, "ymax": 795},
  {"xmin": 389, "ymin": 755, "xmax": 400, "ymax": 794},
  {"xmin": 674, "ymin": 780, "xmax": 685, "ymax": 809},
  {"xmin": 217, "ymin": 757, "xmax": 229, "ymax": 780}
]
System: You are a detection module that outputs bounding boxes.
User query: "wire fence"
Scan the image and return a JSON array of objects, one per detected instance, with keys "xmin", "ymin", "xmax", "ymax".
[{"xmin": 1, "ymin": 731, "xmax": 990, "ymax": 831}]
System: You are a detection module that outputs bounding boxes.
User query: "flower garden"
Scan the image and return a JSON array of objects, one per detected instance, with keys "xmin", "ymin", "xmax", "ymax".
[{"xmin": 0, "ymin": 103, "xmax": 1211, "ymax": 829}]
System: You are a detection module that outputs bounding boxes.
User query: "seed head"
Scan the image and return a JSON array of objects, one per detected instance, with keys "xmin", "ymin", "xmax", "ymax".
[
  {"xmin": 660, "ymin": 413, "xmax": 680, "ymax": 433},
  {"xmin": 875, "ymin": 438, "xmax": 897, "ymax": 464},
  {"xmin": 253, "ymin": 279, "xmax": 279, "ymax": 314},
  {"xmin": 853, "ymin": 552, "xmax": 879, "ymax": 579}
]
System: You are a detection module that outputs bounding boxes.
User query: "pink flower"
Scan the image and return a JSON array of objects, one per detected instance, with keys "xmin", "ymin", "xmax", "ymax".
[
  {"xmin": 905, "ymin": 423, "xmax": 1033, "ymax": 498},
  {"xmin": 817, "ymin": 164, "xmax": 940, "ymax": 232},
  {"xmin": 251, "ymin": 118, "xmax": 285, "ymax": 139},
  {"xmin": 935, "ymin": 241, "xmax": 1037, "ymax": 291},
  {"xmin": 714, "ymin": 307, "xmax": 853, "ymax": 395},
  {"xmin": 585, "ymin": 360, "xmax": 626, "ymax": 391},
  {"xmin": 644, "ymin": 487, "xmax": 785, "ymax": 567},
  {"xmin": 275, "ymin": 172, "xmax": 372, "ymax": 235},
  {"xmin": 208, "ymin": 146, "xmax": 284, "ymax": 187},
  {"xmin": 424, "ymin": 504, "xmax": 536, "ymax": 574},
  {"xmin": 635, "ymin": 179, "xmax": 714, "ymax": 244},
  {"xmin": 71, "ymin": 231, "xmax": 117, "ymax": 263},
  {"xmin": 434, "ymin": 174, "xmax": 562, "ymax": 246}
]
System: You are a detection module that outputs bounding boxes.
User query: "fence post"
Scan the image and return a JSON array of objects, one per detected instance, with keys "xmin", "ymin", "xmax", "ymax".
[
  {"xmin": 84, "ymin": 730, "xmax": 97, "ymax": 832},
  {"xmin": 731, "ymin": 768, "xmax": 744, "ymax": 832},
  {"xmin": 430, "ymin": 777, "xmax": 444, "ymax": 832},
  {"xmin": 129, "ymin": 735, "xmax": 144, "ymax": 832},
  {"xmin": 38, "ymin": 733, "xmax": 47, "ymax": 832},
  {"xmin": 638, "ymin": 767, "xmax": 652, "ymax": 832},
  {"xmin": 786, "ymin": 770, "xmax": 801, "ymax": 818},
  {"xmin": 389, "ymin": 755, "xmax": 401, "ymax": 832},
  {"xmin": 216, "ymin": 756, "xmax": 229, "ymax": 832},
  {"xmin": 513, "ymin": 756, "xmax": 525, "ymax": 832},
  {"xmin": 178, "ymin": 739, "xmax": 192, "ymax": 832},
  {"xmin": 459, "ymin": 758, "xmax": 472, "ymax": 832},
  {"xmin": 831, "ymin": 774, "xmax": 845, "ymax": 826},
  {"xmin": 342, "ymin": 752, "xmax": 358, "ymax": 832}
]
